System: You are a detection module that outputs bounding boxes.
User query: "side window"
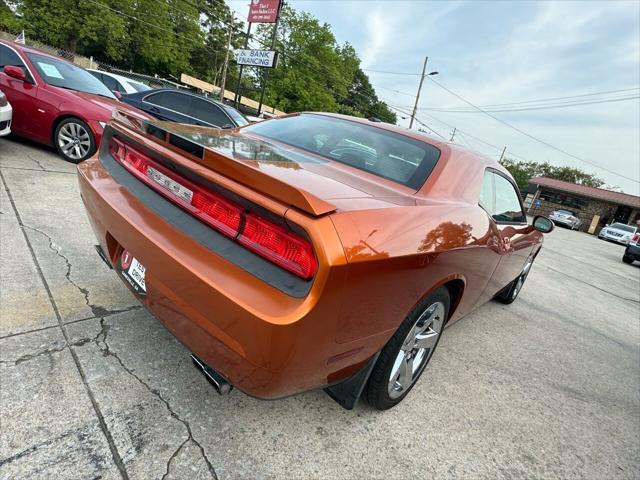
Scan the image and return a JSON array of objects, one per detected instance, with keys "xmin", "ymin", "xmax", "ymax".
[
  {"xmin": 190, "ymin": 99, "xmax": 229, "ymax": 126},
  {"xmin": 145, "ymin": 92, "xmax": 193, "ymax": 115},
  {"xmin": 0, "ymin": 45, "xmax": 25, "ymax": 68},
  {"xmin": 493, "ymin": 173, "xmax": 526, "ymax": 223},
  {"xmin": 101, "ymin": 75, "xmax": 119, "ymax": 92},
  {"xmin": 479, "ymin": 171, "xmax": 494, "ymax": 214}
]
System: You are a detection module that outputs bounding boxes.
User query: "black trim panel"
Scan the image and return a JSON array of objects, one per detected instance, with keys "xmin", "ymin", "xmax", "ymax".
[{"xmin": 99, "ymin": 136, "xmax": 313, "ymax": 298}]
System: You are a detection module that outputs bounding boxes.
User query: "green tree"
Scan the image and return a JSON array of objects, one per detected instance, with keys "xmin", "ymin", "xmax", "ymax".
[
  {"xmin": 500, "ymin": 158, "xmax": 604, "ymax": 190},
  {"xmin": 0, "ymin": 1, "xmax": 24, "ymax": 33}
]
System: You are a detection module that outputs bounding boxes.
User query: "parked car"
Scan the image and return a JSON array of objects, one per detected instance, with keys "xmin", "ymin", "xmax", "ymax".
[
  {"xmin": 623, "ymin": 233, "xmax": 640, "ymax": 264},
  {"xmin": 0, "ymin": 40, "xmax": 149, "ymax": 163},
  {"xmin": 120, "ymin": 88, "xmax": 250, "ymax": 129},
  {"xmin": 77, "ymin": 112, "xmax": 554, "ymax": 410},
  {"xmin": 549, "ymin": 208, "xmax": 582, "ymax": 230},
  {"xmin": 87, "ymin": 69, "xmax": 151, "ymax": 94},
  {"xmin": 598, "ymin": 222, "xmax": 637, "ymax": 245},
  {"xmin": 0, "ymin": 90, "xmax": 11, "ymax": 136}
]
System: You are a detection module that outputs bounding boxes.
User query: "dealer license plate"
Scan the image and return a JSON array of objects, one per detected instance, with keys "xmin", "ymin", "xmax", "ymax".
[{"xmin": 119, "ymin": 250, "xmax": 146, "ymax": 296}]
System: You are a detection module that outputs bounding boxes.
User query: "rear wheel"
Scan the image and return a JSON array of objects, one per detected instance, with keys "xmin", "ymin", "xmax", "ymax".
[
  {"xmin": 54, "ymin": 118, "xmax": 96, "ymax": 163},
  {"xmin": 495, "ymin": 258, "xmax": 533, "ymax": 304},
  {"xmin": 622, "ymin": 254, "xmax": 634, "ymax": 264},
  {"xmin": 363, "ymin": 287, "xmax": 450, "ymax": 410}
]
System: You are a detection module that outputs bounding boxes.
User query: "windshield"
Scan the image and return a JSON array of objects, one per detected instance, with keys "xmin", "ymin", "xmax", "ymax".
[
  {"xmin": 243, "ymin": 114, "xmax": 440, "ymax": 189},
  {"xmin": 222, "ymin": 105, "xmax": 249, "ymax": 126},
  {"xmin": 26, "ymin": 53, "xmax": 116, "ymax": 99},
  {"xmin": 610, "ymin": 223, "xmax": 635, "ymax": 233}
]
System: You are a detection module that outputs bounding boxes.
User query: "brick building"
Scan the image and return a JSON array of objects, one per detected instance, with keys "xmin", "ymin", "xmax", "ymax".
[{"xmin": 524, "ymin": 177, "xmax": 640, "ymax": 234}]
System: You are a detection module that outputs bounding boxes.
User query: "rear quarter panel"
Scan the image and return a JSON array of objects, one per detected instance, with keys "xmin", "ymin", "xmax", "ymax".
[{"xmin": 330, "ymin": 203, "xmax": 501, "ymax": 343}]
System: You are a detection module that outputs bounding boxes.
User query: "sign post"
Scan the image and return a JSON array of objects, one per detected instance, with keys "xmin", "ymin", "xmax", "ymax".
[{"xmin": 234, "ymin": 0, "xmax": 282, "ymax": 114}]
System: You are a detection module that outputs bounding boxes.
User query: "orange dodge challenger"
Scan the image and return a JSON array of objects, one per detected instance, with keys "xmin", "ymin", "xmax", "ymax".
[{"xmin": 77, "ymin": 111, "xmax": 553, "ymax": 410}]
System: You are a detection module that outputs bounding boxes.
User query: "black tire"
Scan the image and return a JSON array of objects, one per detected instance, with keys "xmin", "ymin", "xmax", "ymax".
[
  {"xmin": 622, "ymin": 254, "xmax": 634, "ymax": 264},
  {"xmin": 54, "ymin": 117, "xmax": 96, "ymax": 164},
  {"xmin": 495, "ymin": 257, "xmax": 535, "ymax": 304},
  {"xmin": 363, "ymin": 287, "xmax": 450, "ymax": 410}
]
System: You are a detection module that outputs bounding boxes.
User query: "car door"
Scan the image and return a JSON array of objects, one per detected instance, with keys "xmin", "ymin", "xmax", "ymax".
[
  {"xmin": 190, "ymin": 97, "xmax": 232, "ymax": 128},
  {"xmin": 487, "ymin": 171, "xmax": 536, "ymax": 295},
  {"xmin": 141, "ymin": 91, "xmax": 194, "ymax": 123},
  {"xmin": 0, "ymin": 43, "xmax": 40, "ymax": 138}
]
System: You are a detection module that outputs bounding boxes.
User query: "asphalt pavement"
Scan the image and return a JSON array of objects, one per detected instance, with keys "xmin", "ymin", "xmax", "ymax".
[{"xmin": 1, "ymin": 136, "xmax": 639, "ymax": 479}]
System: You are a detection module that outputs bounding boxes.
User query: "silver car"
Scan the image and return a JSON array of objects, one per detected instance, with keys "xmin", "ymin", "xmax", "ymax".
[
  {"xmin": 549, "ymin": 209, "xmax": 582, "ymax": 230},
  {"xmin": 598, "ymin": 223, "xmax": 638, "ymax": 245}
]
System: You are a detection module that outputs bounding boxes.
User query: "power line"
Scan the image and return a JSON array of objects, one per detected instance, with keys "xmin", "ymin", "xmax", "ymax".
[
  {"xmin": 387, "ymin": 105, "xmax": 447, "ymax": 140},
  {"xmin": 423, "ymin": 87, "xmax": 640, "ymax": 110},
  {"xmin": 363, "ymin": 68, "xmax": 421, "ymax": 76},
  {"xmin": 417, "ymin": 94, "xmax": 640, "ymax": 113},
  {"xmin": 427, "ymin": 77, "xmax": 639, "ymax": 182}
]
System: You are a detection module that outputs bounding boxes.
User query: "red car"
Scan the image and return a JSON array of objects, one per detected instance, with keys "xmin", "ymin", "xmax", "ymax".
[{"xmin": 0, "ymin": 40, "xmax": 148, "ymax": 163}]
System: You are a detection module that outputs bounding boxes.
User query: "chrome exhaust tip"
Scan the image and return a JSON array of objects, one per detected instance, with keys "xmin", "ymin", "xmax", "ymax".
[{"xmin": 190, "ymin": 354, "xmax": 232, "ymax": 395}]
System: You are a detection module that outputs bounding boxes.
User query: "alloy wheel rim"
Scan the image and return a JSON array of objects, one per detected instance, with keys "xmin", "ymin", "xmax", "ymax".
[
  {"xmin": 512, "ymin": 260, "xmax": 533, "ymax": 299},
  {"xmin": 58, "ymin": 123, "xmax": 91, "ymax": 160},
  {"xmin": 388, "ymin": 301, "xmax": 445, "ymax": 399}
]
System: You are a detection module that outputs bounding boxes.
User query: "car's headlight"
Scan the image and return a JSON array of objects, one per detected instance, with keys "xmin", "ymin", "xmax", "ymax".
[{"xmin": 98, "ymin": 121, "xmax": 107, "ymax": 129}]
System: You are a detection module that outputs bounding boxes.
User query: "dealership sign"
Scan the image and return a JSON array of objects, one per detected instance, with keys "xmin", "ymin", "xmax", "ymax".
[
  {"xmin": 235, "ymin": 49, "xmax": 278, "ymax": 68},
  {"xmin": 247, "ymin": 0, "xmax": 280, "ymax": 23}
]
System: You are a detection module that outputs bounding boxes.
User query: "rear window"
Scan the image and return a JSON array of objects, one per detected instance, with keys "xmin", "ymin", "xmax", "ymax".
[
  {"xmin": 243, "ymin": 114, "xmax": 440, "ymax": 189},
  {"xmin": 610, "ymin": 223, "xmax": 635, "ymax": 233}
]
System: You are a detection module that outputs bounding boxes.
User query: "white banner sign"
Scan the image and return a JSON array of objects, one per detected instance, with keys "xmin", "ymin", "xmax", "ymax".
[{"xmin": 235, "ymin": 49, "xmax": 278, "ymax": 68}]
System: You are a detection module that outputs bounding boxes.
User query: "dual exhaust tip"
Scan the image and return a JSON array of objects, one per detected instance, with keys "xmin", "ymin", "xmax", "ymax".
[{"xmin": 191, "ymin": 354, "xmax": 232, "ymax": 395}]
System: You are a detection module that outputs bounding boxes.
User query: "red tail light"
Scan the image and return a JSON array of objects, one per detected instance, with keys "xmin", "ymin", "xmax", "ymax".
[
  {"xmin": 108, "ymin": 136, "xmax": 317, "ymax": 279},
  {"xmin": 238, "ymin": 214, "xmax": 317, "ymax": 279},
  {"xmin": 631, "ymin": 233, "xmax": 640, "ymax": 245}
]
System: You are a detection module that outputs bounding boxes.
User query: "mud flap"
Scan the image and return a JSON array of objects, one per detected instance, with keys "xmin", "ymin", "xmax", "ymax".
[{"xmin": 324, "ymin": 352, "xmax": 380, "ymax": 410}]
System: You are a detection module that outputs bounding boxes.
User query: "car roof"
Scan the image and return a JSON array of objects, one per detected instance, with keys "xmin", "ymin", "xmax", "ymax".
[
  {"xmin": 0, "ymin": 39, "xmax": 67, "ymax": 63},
  {"xmin": 88, "ymin": 69, "xmax": 146, "ymax": 85},
  {"xmin": 141, "ymin": 88, "xmax": 230, "ymax": 107}
]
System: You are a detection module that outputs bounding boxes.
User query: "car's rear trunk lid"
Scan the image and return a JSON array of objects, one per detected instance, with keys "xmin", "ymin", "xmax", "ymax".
[{"xmin": 118, "ymin": 115, "xmax": 415, "ymax": 216}]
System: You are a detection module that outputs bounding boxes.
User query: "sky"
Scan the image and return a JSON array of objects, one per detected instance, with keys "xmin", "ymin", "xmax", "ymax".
[{"xmin": 229, "ymin": 0, "xmax": 640, "ymax": 195}]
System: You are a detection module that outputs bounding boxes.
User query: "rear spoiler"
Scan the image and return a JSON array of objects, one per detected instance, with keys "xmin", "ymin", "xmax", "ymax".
[{"xmin": 110, "ymin": 110, "xmax": 337, "ymax": 216}]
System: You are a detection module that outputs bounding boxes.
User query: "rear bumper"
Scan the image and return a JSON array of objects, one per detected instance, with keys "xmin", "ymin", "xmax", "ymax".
[
  {"xmin": 624, "ymin": 244, "xmax": 640, "ymax": 260},
  {"xmin": 77, "ymin": 155, "xmax": 386, "ymax": 399}
]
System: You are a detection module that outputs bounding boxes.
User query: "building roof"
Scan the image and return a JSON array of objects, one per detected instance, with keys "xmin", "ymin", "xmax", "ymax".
[{"xmin": 530, "ymin": 177, "xmax": 640, "ymax": 208}]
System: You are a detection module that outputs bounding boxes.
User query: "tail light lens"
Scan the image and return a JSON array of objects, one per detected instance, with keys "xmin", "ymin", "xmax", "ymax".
[
  {"xmin": 108, "ymin": 136, "xmax": 317, "ymax": 279},
  {"xmin": 239, "ymin": 214, "xmax": 317, "ymax": 279},
  {"xmin": 631, "ymin": 233, "xmax": 640, "ymax": 245}
]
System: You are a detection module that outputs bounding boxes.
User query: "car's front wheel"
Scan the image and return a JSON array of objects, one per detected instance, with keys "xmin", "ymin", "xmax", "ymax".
[
  {"xmin": 363, "ymin": 287, "xmax": 450, "ymax": 410},
  {"xmin": 495, "ymin": 258, "xmax": 533, "ymax": 304},
  {"xmin": 54, "ymin": 118, "xmax": 96, "ymax": 163}
]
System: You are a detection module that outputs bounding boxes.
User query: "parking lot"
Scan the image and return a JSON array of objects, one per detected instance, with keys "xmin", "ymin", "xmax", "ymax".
[{"xmin": 1, "ymin": 136, "xmax": 639, "ymax": 479}]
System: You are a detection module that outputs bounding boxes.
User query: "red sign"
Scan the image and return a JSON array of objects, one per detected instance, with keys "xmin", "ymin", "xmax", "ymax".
[{"xmin": 248, "ymin": 0, "xmax": 280, "ymax": 23}]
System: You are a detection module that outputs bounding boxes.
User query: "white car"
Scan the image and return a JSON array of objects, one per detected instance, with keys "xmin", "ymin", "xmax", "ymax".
[
  {"xmin": 598, "ymin": 223, "xmax": 638, "ymax": 245},
  {"xmin": 549, "ymin": 209, "xmax": 582, "ymax": 230},
  {"xmin": 87, "ymin": 69, "xmax": 151, "ymax": 94},
  {"xmin": 0, "ymin": 90, "xmax": 12, "ymax": 136}
]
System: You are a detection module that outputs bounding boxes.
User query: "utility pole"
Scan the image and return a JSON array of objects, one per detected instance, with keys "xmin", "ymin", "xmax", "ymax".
[
  {"xmin": 219, "ymin": 20, "xmax": 233, "ymax": 102},
  {"xmin": 409, "ymin": 56, "xmax": 428, "ymax": 130},
  {"xmin": 499, "ymin": 146, "xmax": 507, "ymax": 162},
  {"xmin": 450, "ymin": 127, "xmax": 456, "ymax": 142}
]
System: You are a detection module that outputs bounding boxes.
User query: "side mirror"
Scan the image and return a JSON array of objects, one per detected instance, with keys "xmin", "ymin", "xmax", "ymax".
[
  {"xmin": 4, "ymin": 65, "xmax": 27, "ymax": 82},
  {"xmin": 113, "ymin": 91, "xmax": 123, "ymax": 100},
  {"xmin": 533, "ymin": 215, "xmax": 554, "ymax": 233},
  {"xmin": 605, "ymin": 223, "xmax": 610, "ymax": 227}
]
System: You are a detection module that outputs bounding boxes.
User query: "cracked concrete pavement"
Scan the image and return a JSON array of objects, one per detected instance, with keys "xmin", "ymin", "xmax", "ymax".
[{"xmin": 1, "ymin": 136, "xmax": 639, "ymax": 479}]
